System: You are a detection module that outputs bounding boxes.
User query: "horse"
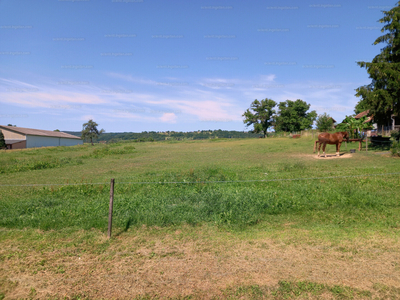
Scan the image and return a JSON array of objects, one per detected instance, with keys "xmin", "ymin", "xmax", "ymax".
[{"xmin": 314, "ymin": 131, "xmax": 349, "ymax": 157}]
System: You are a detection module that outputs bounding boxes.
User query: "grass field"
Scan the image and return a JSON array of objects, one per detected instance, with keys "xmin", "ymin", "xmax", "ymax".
[{"xmin": 1, "ymin": 137, "xmax": 400, "ymax": 299}]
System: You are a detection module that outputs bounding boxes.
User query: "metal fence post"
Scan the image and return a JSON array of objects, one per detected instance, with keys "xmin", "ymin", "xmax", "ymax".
[{"xmin": 108, "ymin": 178, "xmax": 115, "ymax": 239}]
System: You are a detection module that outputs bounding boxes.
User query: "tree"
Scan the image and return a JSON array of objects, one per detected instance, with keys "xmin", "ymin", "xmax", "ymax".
[
  {"xmin": 354, "ymin": 100, "xmax": 370, "ymax": 115},
  {"xmin": 316, "ymin": 113, "xmax": 334, "ymax": 132},
  {"xmin": 81, "ymin": 120, "xmax": 104, "ymax": 145},
  {"xmin": 355, "ymin": 2, "xmax": 400, "ymax": 125},
  {"xmin": 0, "ymin": 130, "xmax": 6, "ymax": 149},
  {"xmin": 242, "ymin": 98, "xmax": 276, "ymax": 137},
  {"xmin": 274, "ymin": 99, "xmax": 317, "ymax": 132},
  {"xmin": 336, "ymin": 116, "xmax": 373, "ymax": 138}
]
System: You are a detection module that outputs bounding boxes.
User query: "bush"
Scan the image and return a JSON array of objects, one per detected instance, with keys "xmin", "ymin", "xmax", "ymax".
[
  {"xmin": 391, "ymin": 130, "xmax": 400, "ymax": 141},
  {"xmin": 391, "ymin": 141, "xmax": 400, "ymax": 157}
]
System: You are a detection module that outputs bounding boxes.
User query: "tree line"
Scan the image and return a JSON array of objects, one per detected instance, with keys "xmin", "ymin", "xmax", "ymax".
[
  {"xmin": 68, "ymin": 125, "xmax": 265, "ymax": 143},
  {"xmin": 243, "ymin": 99, "xmax": 318, "ymax": 137}
]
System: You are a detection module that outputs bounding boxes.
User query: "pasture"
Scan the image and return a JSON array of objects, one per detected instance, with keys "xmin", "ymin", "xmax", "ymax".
[{"xmin": 1, "ymin": 137, "xmax": 400, "ymax": 299}]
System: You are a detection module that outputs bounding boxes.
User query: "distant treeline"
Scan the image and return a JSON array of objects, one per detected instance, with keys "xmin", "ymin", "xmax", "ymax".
[{"xmin": 63, "ymin": 130, "xmax": 262, "ymax": 142}]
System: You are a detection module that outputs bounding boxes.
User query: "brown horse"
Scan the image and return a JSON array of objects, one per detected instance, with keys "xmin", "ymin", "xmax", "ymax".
[{"xmin": 314, "ymin": 131, "xmax": 349, "ymax": 157}]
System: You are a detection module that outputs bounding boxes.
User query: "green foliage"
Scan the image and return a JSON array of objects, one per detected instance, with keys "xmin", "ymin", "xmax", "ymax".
[
  {"xmin": 336, "ymin": 116, "xmax": 373, "ymax": 138},
  {"xmin": 81, "ymin": 119, "xmax": 104, "ymax": 145},
  {"xmin": 391, "ymin": 130, "xmax": 400, "ymax": 141},
  {"xmin": 274, "ymin": 99, "xmax": 317, "ymax": 132},
  {"xmin": 316, "ymin": 113, "xmax": 334, "ymax": 132},
  {"xmin": 391, "ymin": 141, "xmax": 400, "ymax": 156},
  {"xmin": 242, "ymin": 98, "xmax": 276, "ymax": 137},
  {"xmin": 354, "ymin": 100, "xmax": 370, "ymax": 115},
  {"xmin": 355, "ymin": 2, "xmax": 400, "ymax": 125},
  {"xmin": 0, "ymin": 130, "xmax": 6, "ymax": 149}
]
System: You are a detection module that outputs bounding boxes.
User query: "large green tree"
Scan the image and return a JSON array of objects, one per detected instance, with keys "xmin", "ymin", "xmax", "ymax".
[
  {"xmin": 81, "ymin": 120, "xmax": 104, "ymax": 145},
  {"xmin": 354, "ymin": 100, "xmax": 370, "ymax": 115},
  {"xmin": 355, "ymin": 2, "xmax": 400, "ymax": 125},
  {"xmin": 316, "ymin": 113, "xmax": 334, "ymax": 132},
  {"xmin": 274, "ymin": 99, "xmax": 317, "ymax": 132},
  {"xmin": 242, "ymin": 98, "xmax": 276, "ymax": 137}
]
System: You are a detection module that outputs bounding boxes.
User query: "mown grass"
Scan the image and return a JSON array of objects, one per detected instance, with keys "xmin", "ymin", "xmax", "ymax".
[{"xmin": 0, "ymin": 137, "xmax": 399, "ymax": 235}]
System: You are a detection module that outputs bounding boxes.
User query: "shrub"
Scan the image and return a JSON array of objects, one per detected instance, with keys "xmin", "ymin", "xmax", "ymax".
[
  {"xmin": 390, "ymin": 141, "xmax": 400, "ymax": 157},
  {"xmin": 391, "ymin": 130, "xmax": 400, "ymax": 141}
]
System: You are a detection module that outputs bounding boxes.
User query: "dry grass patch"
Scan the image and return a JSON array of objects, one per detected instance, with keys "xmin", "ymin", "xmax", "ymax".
[{"xmin": 1, "ymin": 226, "xmax": 400, "ymax": 299}]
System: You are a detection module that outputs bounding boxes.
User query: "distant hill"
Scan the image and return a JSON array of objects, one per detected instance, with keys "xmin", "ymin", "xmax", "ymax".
[{"xmin": 62, "ymin": 130, "xmax": 260, "ymax": 142}]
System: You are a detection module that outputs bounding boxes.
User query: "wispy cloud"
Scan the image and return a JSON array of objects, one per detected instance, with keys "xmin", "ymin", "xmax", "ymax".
[
  {"xmin": 106, "ymin": 72, "xmax": 158, "ymax": 85},
  {"xmin": 0, "ymin": 78, "xmax": 40, "ymax": 89},
  {"xmin": 2, "ymin": 91, "xmax": 107, "ymax": 108},
  {"xmin": 1, "ymin": 74, "xmax": 361, "ymax": 129}
]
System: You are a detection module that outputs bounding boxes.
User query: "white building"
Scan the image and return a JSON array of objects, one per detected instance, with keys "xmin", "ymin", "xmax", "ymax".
[{"xmin": 0, "ymin": 125, "xmax": 83, "ymax": 149}]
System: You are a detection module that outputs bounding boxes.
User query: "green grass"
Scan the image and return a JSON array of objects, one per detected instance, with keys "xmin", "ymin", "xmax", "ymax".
[
  {"xmin": 0, "ymin": 137, "xmax": 399, "ymax": 236},
  {"xmin": 221, "ymin": 281, "xmax": 377, "ymax": 299}
]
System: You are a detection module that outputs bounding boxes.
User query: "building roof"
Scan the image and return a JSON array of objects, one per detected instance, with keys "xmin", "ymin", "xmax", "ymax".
[
  {"xmin": 0, "ymin": 126, "xmax": 81, "ymax": 139},
  {"xmin": 354, "ymin": 110, "xmax": 374, "ymax": 123},
  {"xmin": 354, "ymin": 110, "xmax": 370, "ymax": 119}
]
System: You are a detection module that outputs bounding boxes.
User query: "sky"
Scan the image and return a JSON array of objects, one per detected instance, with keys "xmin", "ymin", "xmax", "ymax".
[{"xmin": 0, "ymin": 0, "xmax": 397, "ymax": 133}]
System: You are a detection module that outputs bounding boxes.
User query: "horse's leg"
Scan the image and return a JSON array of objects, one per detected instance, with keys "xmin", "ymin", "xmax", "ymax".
[
  {"xmin": 322, "ymin": 142, "xmax": 327, "ymax": 157},
  {"xmin": 317, "ymin": 141, "xmax": 321, "ymax": 156},
  {"xmin": 336, "ymin": 142, "xmax": 341, "ymax": 156}
]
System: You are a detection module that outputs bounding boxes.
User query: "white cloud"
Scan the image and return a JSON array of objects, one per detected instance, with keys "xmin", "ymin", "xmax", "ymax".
[
  {"xmin": 260, "ymin": 74, "xmax": 276, "ymax": 82},
  {"xmin": 160, "ymin": 113, "xmax": 177, "ymax": 123},
  {"xmin": 0, "ymin": 74, "xmax": 363, "ymax": 130}
]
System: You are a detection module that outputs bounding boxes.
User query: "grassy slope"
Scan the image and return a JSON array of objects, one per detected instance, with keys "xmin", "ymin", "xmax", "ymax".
[
  {"xmin": 0, "ymin": 137, "xmax": 399, "ymax": 233},
  {"xmin": 1, "ymin": 137, "xmax": 400, "ymax": 299}
]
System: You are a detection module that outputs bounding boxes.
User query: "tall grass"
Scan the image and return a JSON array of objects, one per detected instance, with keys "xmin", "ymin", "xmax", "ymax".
[{"xmin": 1, "ymin": 168, "xmax": 399, "ymax": 231}]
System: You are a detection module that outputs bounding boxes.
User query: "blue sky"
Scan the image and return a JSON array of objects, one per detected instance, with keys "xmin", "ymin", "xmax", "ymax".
[{"xmin": 0, "ymin": 0, "xmax": 396, "ymax": 132}]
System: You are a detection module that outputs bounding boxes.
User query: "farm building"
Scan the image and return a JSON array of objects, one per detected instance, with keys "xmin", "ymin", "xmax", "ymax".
[
  {"xmin": 355, "ymin": 110, "xmax": 400, "ymax": 132},
  {"xmin": 0, "ymin": 125, "xmax": 83, "ymax": 149}
]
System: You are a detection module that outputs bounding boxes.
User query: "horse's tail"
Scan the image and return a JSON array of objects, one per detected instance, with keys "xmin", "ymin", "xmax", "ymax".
[{"xmin": 313, "ymin": 140, "xmax": 318, "ymax": 153}]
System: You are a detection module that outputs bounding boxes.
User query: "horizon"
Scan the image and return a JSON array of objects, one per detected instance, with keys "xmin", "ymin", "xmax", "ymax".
[{"xmin": 1, "ymin": 0, "xmax": 395, "ymax": 132}]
